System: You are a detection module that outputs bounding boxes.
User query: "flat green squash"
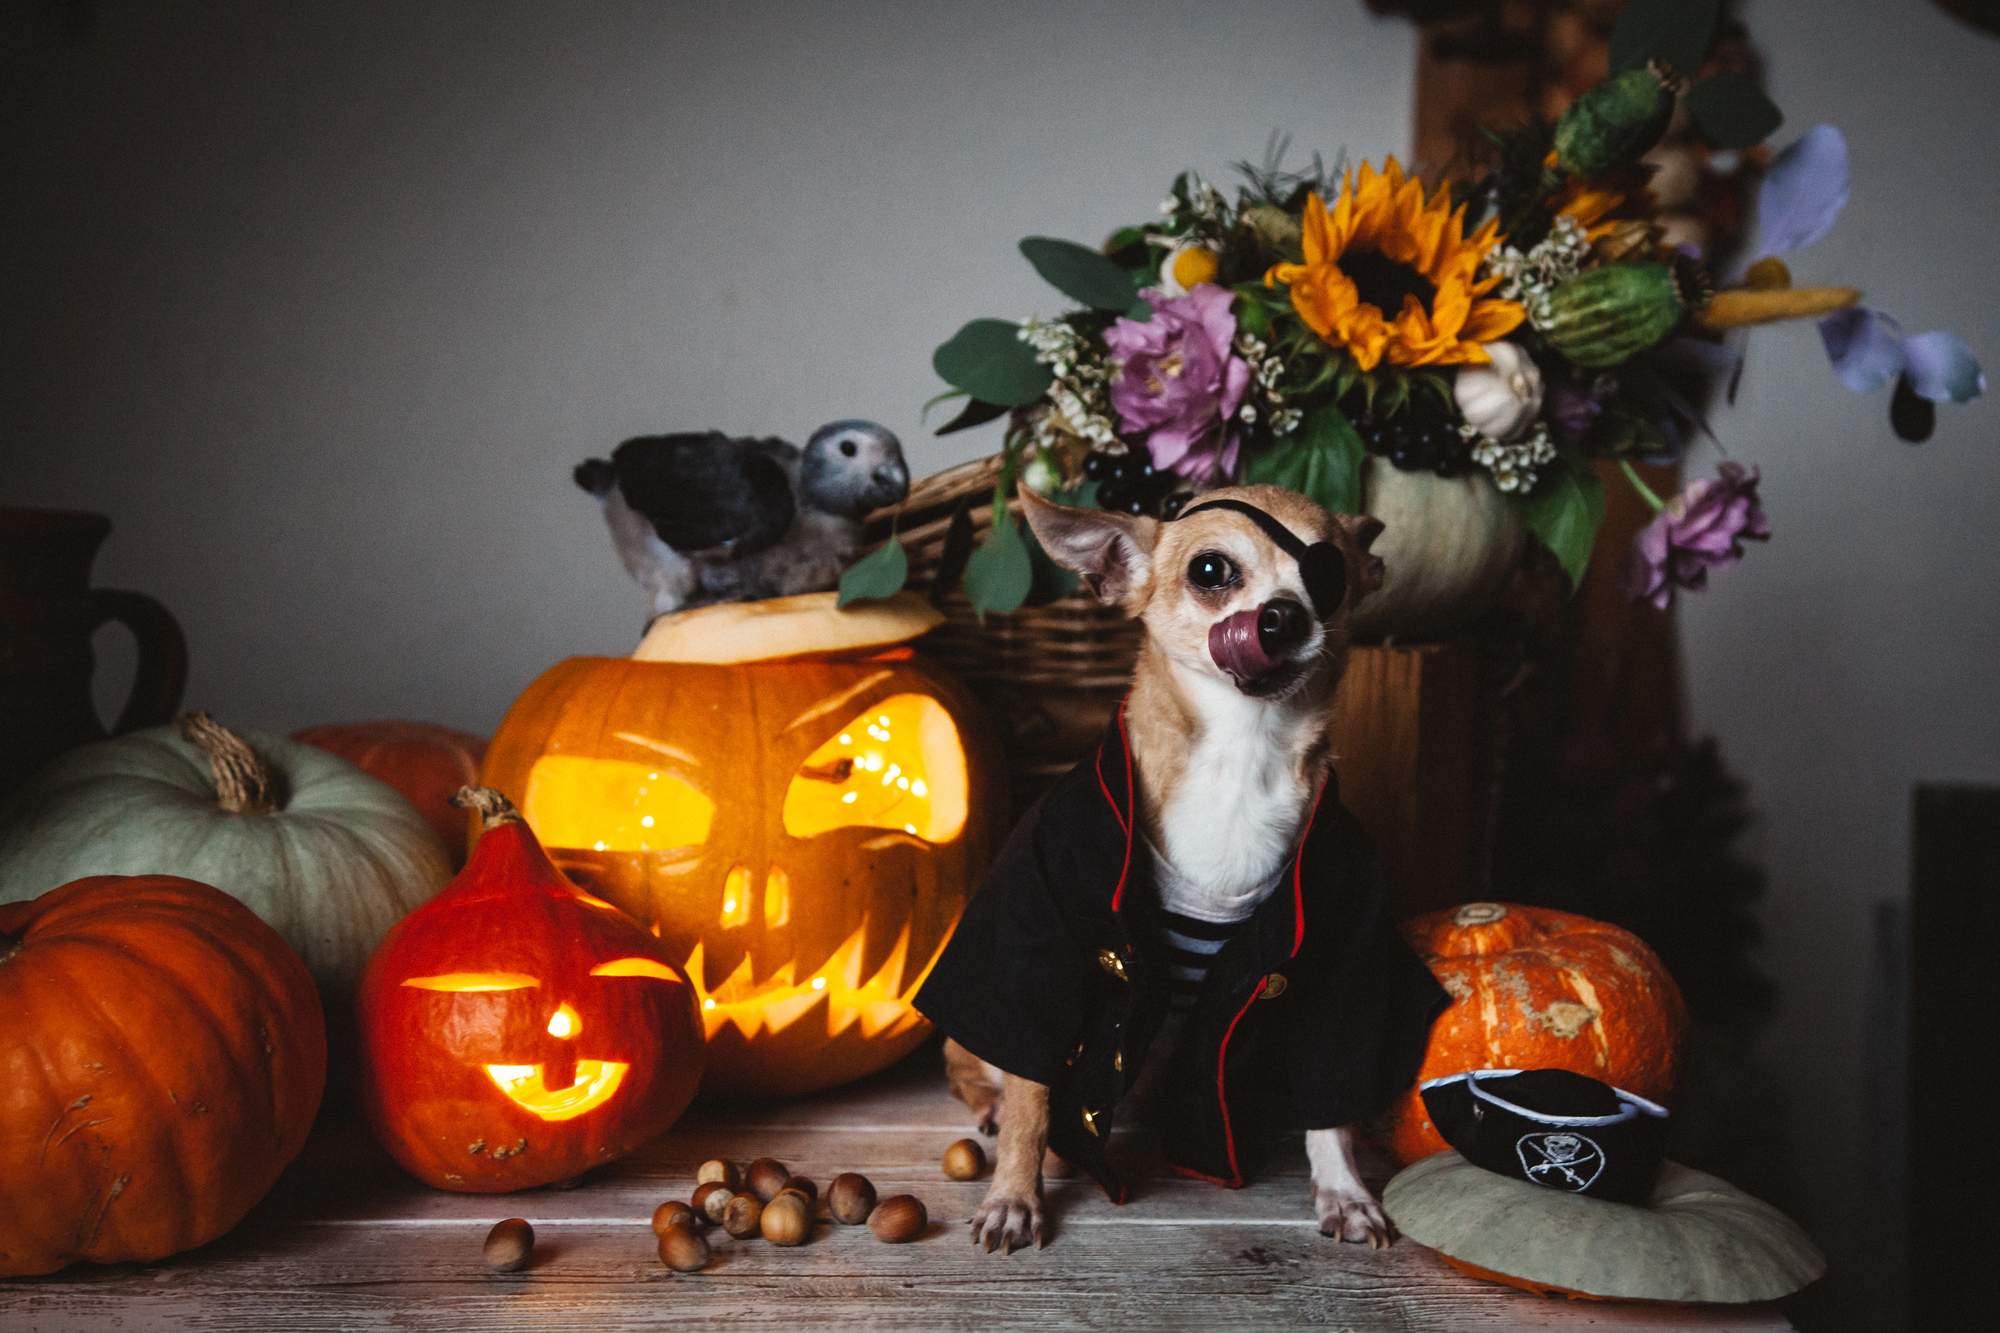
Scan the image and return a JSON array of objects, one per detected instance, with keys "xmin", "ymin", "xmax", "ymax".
[{"xmin": 1384, "ymin": 1149, "xmax": 1825, "ymax": 1304}]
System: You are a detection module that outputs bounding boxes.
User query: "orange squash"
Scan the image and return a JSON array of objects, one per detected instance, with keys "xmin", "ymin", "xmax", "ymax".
[
  {"xmin": 293, "ymin": 720, "xmax": 488, "ymax": 865},
  {"xmin": 478, "ymin": 593, "xmax": 1006, "ymax": 1098},
  {"xmin": 1386, "ymin": 901, "xmax": 1687, "ymax": 1164},
  {"xmin": 0, "ymin": 875, "xmax": 326, "ymax": 1276}
]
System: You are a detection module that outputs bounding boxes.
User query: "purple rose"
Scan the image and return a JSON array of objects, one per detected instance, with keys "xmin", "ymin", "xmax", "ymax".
[
  {"xmin": 1619, "ymin": 462, "xmax": 1771, "ymax": 609},
  {"xmin": 1104, "ymin": 284, "xmax": 1252, "ymax": 485}
]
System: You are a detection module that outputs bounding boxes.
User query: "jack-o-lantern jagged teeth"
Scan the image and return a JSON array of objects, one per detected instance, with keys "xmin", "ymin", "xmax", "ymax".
[{"xmin": 682, "ymin": 918, "xmax": 946, "ymax": 1043}]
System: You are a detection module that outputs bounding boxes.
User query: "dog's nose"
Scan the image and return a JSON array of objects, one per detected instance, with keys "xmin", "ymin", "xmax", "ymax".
[{"xmin": 1257, "ymin": 599, "xmax": 1312, "ymax": 656}]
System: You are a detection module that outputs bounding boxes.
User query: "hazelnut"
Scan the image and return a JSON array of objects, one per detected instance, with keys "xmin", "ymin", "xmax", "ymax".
[
  {"xmin": 827, "ymin": 1172, "xmax": 877, "ymax": 1225},
  {"xmin": 868, "ymin": 1194, "xmax": 928, "ymax": 1243},
  {"xmin": 745, "ymin": 1157, "xmax": 791, "ymax": 1201},
  {"xmin": 780, "ymin": 1175, "xmax": 817, "ymax": 1202},
  {"xmin": 942, "ymin": 1138, "xmax": 986, "ymax": 1180},
  {"xmin": 691, "ymin": 1180, "xmax": 732, "ymax": 1223},
  {"xmin": 760, "ymin": 1191, "xmax": 812, "ymax": 1246},
  {"xmin": 482, "ymin": 1217, "xmax": 534, "ymax": 1271},
  {"xmin": 696, "ymin": 1158, "xmax": 740, "ymax": 1191},
  {"xmin": 722, "ymin": 1192, "xmax": 764, "ymax": 1239},
  {"xmin": 657, "ymin": 1225, "xmax": 710, "ymax": 1273},
  {"xmin": 651, "ymin": 1200, "xmax": 697, "ymax": 1236}
]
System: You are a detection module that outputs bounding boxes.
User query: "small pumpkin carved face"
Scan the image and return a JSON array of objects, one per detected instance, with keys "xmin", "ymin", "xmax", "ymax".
[{"xmin": 480, "ymin": 652, "xmax": 1005, "ymax": 1098}]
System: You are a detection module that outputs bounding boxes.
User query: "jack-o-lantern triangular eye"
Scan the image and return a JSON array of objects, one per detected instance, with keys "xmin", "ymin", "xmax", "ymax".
[{"xmin": 782, "ymin": 694, "xmax": 966, "ymax": 843}]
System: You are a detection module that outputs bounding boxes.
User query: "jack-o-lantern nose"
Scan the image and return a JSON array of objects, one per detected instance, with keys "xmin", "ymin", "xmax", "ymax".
[{"xmin": 547, "ymin": 1003, "xmax": 579, "ymax": 1039}]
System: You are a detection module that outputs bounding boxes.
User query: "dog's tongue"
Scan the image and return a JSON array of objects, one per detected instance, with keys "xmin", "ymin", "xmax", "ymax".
[{"xmin": 1209, "ymin": 610, "xmax": 1278, "ymax": 683}]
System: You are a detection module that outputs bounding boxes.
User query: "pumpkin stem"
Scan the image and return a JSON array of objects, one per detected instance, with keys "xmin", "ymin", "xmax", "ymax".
[
  {"xmin": 177, "ymin": 711, "xmax": 280, "ymax": 815},
  {"xmin": 1451, "ymin": 902, "xmax": 1509, "ymax": 927},
  {"xmin": 450, "ymin": 785, "xmax": 524, "ymax": 830}
]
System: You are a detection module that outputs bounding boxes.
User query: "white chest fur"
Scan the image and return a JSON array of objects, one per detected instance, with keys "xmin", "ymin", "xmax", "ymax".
[{"xmin": 1151, "ymin": 665, "xmax": 1313, "ymax": 919}]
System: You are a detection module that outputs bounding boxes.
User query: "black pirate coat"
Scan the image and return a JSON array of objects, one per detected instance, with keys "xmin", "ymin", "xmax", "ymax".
[{"xmin": 914, "ymin": 707, "xmax": 1450, "ymax": 1201}]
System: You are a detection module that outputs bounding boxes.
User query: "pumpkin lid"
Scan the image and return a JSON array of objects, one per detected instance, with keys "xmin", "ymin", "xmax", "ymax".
[
  {"xmin": 631, "ymin": 591, "xmax": 944, "ymax": 665},
  {"xmin": 1383, "ymin": 1150, "xmax": 1825, "ymax": 1303}
]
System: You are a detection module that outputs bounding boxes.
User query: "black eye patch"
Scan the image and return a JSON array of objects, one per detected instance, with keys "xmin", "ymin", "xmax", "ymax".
[{"xmin": 1172, "ymin": 499, "xmax": 1345, "ymax": 617}]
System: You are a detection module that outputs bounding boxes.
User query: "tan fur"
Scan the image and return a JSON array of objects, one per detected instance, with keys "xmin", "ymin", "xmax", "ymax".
[{"xmin": 947, "ymin": 485, "xmax": 1390, "ymax": 1253}]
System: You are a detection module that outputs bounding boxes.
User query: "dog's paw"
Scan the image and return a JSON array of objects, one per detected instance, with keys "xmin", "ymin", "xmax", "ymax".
[
  {"xmin": 1312, "ymin": 1182, "xmax": 1393, "ymax": 1249},
  {"xmin": 969, "ymin": 1192, "xmax": 1045, "ymax": 1254}
]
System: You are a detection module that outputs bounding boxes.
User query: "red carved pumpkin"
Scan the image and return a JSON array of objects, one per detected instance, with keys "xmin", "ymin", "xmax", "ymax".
[
  {"xmin": 1386, "ymin": 902, "xmax": 1688, "ymax": 1164},
  {"xmin": 293, "ymin": 720, "xmax": 488, "ymax": 865},
  {"xmin": 478, "ymin": 593, "xmax": 1006, "ymax": 1099},
  {"xmin": 0, "ymin": 875, "xmax": 326, "ymax": 1276},
  {"xmin": 355, "ymin": 788, "xmax": 704, "ymax": 1192}
]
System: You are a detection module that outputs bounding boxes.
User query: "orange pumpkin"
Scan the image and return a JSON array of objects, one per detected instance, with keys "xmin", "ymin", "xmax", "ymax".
[
  {"xmin": 293, "ymin": 720, "xmax": 488, "ymax": 865},
  {"xmin": 355, "ymin": 788, "xmax": 705, "ymax": 1192},
  {"xmin": 0, "ymin": 875, "xmax": 326, "ymax": 1276},
  {"xmin": 1386, "ymin": 901, "xmax": 1687, "ymax": 1164},
  {"xmin": 478, "ymin": 593, "xmax": 1006, "ymax": 1098}
]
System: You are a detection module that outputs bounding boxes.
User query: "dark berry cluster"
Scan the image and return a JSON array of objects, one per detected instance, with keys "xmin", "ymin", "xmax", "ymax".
[
  {"xmin": 1353, "ymin": 409, "xmax": 1476, "ymax": 478},
  {"xmin": 1082, "ymin": 450, "xmax": 1189, "ymax": 517}
]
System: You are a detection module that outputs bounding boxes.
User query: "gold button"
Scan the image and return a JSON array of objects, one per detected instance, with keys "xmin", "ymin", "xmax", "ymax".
[
  {"xmin": 1096, "ymin": 949, "xmax": 1128, "ymax": 982},
  {"xmin": 1113, "ymin": 1050, "xmax": 1122, "ymax": 1073},
  {"xmin": 1081, "ymin": 1106, "xmax": 1101, "ymax": 1137},
  {"xmin": 1259, "ymin": 973, "xmax": 1288, "ymax": 1000},
  {"xmin": 1066, "ymin": 1041, "xmax": 1084, "ymax": 1067}
]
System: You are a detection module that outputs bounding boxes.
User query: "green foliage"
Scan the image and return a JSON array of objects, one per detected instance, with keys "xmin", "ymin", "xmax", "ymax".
[
  {"xmin": 963, "ymin": 511, "xmax": 1033, "ymax": 621},
  {"xmin": 1019, "ymin": 237, "xmax": 1144, "ymax": 316},
  {"xmin": 1510, "ymin": 446, "xmax": 1606, "ymax": 588},
  {"xmin": 1685, "ymin": 72, "xmax": 1784, "ymax": 150},
  {"xmin": 935, "ymin": 397, "xmax": 1010, "ymax": 436},
  {"xmin": 1609, "ymin": 0, "xmax": 1720, "ymax": 76},
  {"xmin": 928, "ymin": 497, "xmax": 976, "ymax": 606},
  {"xmin": 1242, "ymin": 406, "xmax": 1366, "ymax": 515},
  {"xmin": 933, "ymin": 319, "xmax": 1052, "ymax": 407},
  {"xmin": 836, "ymin": 530, "xmax": 908, "ymax": 607}
]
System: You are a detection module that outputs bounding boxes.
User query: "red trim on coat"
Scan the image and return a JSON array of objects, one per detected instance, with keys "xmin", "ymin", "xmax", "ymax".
[
  {"xmin": 1289, "ymin": 781, "xmax": 1328, "ymax": 958},
  {"xmin": 1211, "ymin": 986, "xmax": 1262, "ymax": 1187},
  {"xmin": 1108, "ymin": 700, "xmax": 1135, "ymax": 915},
  {"xmin": 1165, "ymin": 1160, "xmax": 1242, "ymax": 1189}
]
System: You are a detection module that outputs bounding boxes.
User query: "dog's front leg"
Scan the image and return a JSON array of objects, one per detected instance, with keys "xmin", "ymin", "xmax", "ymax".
[
  {"xmin": 1305, "ymin": 1125, "xmax": 1392, "ymax": 1248},
  {"xmin": 969, "ymin": 1072, "xmax": 1048, "ymax": 1253}
]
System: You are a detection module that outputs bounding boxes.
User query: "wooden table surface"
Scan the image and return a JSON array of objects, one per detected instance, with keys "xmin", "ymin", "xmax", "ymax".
[{"xmin": 1, "ymin": 1050, "xmax": 1797, "ymax": 1331}]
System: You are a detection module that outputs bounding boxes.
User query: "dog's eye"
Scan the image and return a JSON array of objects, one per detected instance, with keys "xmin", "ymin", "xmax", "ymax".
[{"xmin": 1187, "ymin": 553, "xmax": 1237, "ymax": 591}]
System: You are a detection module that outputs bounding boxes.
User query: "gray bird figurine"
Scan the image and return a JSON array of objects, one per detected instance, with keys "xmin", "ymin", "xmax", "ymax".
[{"xmin": 575, "ymin": 420, "xmax": 910, "ymax": 619}]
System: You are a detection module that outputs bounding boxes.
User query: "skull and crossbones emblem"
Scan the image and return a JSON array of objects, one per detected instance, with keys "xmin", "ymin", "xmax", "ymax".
[{"xmin": 1516, "ymin": 1131, "xmax": 1605, "ymax": 1192}]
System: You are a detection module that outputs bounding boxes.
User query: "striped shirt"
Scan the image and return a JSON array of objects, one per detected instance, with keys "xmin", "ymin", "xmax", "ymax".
[{"xmin": 1160, "ymin": 910, "xmax": 1248, "ymax": 1012}]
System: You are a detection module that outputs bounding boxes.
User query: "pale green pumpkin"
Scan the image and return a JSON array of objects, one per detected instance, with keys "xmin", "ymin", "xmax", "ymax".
[
  {"xmin": 0, "ymin": 715, "xmax": 451, "ymax": 1009},
  {"xmin": 1350, "ymin": 459, "xmax": 1526, "ymax": 642}
]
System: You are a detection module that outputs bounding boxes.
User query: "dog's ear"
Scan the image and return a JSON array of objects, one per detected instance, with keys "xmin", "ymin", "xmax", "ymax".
[
  {"xmin": 1338, "ymin": 515, "xmax": 1386, "ymax": 598},
  {"xmin": 1019, "ymin": 487, "xmax": 1157, "ymax": 606}
]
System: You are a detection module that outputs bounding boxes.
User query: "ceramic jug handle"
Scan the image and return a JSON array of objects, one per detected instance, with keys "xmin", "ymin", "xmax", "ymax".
[{"xmin": 88, "ymin": 590, "xmax": 189, "ymax": 735}]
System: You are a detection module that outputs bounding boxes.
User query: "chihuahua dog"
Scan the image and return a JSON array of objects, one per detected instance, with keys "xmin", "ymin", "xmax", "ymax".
[{"xmin": 932, "ymin": 483, "xmax": 1412, "ymax": 1254}]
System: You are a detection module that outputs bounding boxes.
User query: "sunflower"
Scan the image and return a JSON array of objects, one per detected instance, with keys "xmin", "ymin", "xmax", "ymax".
[{"xmin": 1266, "ymin": 158, "xmax": 1524, "ymax": 372}]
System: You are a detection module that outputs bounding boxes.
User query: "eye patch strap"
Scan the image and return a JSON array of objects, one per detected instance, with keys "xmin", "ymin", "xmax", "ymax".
[{"xmin": 1172, "ymin": 498, "xmax": 1346, "ymax": 617}]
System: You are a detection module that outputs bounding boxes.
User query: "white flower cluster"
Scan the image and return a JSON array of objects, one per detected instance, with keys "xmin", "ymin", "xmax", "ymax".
[
  {"xmin": 1019, "ymin": 317, "xmax": 1120, "ymax": 451},
  {"xmin": 1487, "ymin": 214, "xmax": 1591, "ymax": 329},
  {"xmin": 1465, "ymin": 421, "xmax": 1557, "ymax": 493},
  {"xmin": 1232, "ymin": 332, "xmax": 1302, "ymax": 437},
  {"xmin": 1159, "ymin": 174, "xmax": 1227, "ymax": 226}
]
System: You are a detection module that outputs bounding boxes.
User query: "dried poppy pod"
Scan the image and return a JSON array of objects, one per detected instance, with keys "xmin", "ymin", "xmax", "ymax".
[
  {"xmin": 692, "ymin": 1181, "xmax": 733, "ymax": 1223},
  {"xmin": 827, "ymin": 1172, "xmax": 877, "ymax": 1225},
  {"xmin": 696, "ymin": 1159, "xmax": 740, "ymax": 1191},
  {"xmin": 657, "ymin": 1225, "xmax": 710, "ymax": 1273},
  {"xmin": 868, "ymin": 1195, "xmax": 927, "ymax": 1243},
  {"xmin": 760, "ymin": 1192, "xmax": 812, "ymax": 1246},
  {"xmin": 483, "ymin": 1218, "xmax": 533, "ymax": 1271},
  {"xmin": 942, "ymin": 1138, "xmax": 986, "ymax": 1180},
  {"xmin": 651, "ymin": 1200, "xmax": 697, "ymax": 1236},
  {"xmin": 722, "ymin": 1193, "xmax": 764, "ymax": 1239},
  {"xmin": 746, "ymin": 1157, "xmax": 791, "ymax": 1201}
]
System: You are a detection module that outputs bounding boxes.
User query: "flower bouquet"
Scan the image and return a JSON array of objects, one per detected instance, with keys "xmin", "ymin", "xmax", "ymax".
[{"xmin": 847, "ymin": 0, "xmax": 1984, "ymax": 629}]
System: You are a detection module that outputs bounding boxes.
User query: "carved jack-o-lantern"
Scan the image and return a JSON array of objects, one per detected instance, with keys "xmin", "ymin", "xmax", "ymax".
[
  {"xmin": 355, "ymin": 789, "xmax": 704, "ymax": 1191},
  {"xmin": 479, "ymin": 594, "xmax": 1007, "ymax": 1098}
]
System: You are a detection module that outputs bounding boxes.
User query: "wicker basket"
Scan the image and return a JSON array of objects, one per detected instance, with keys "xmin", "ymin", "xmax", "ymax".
[{"xmin": 862, "ymin": 455, "xmax": 1140, "ymax": 815}]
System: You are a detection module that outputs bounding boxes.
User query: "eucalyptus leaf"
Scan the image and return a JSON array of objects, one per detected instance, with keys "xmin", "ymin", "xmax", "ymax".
[
  {"xmin": 1609, "ymin": 0, "xmax": 1720, "ymax": 76},
  {"xmin": 1242, "ymin": 406, "xmax": 1366, "ymax": 515},
  {"xmin": 836, "ymin": 531, "xmax": 909, "ymax": 607},
  {"xmin": 1685, "ymin": 71, "xmax": 1784, "ymax": 150},
  {"xmin": 936, "ymin": 397, "xmax": 1011, "ymax": 436},
  {"xmin": 962, "ymin": 512, "xmax": 1034, "ymax": 622},
  {"xmin": 933, "ymin": 319, "xmax": 1054, "ymax": 407},
  {"xmin": 1020, "ymin": 236, "xmax": 1142, "ymax": 313},
  {"xmin": 929, "ymin": 497, "xmax": 976, "ymax": 605},
  {"xmin": 1511, "ymin": 449, "xmax": 1606, "ymax": 589}
]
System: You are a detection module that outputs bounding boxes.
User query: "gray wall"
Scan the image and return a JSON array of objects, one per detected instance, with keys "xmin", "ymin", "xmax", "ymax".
[{"xmin": 6, "ymin": 2, "xmax": 1998, "ymax": 1326}]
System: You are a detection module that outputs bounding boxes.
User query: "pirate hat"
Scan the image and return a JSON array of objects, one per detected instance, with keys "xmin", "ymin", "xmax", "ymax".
[{"xmin": 1419, "ymin": 1068, "xmax": 1669, "ymax": 1204}]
